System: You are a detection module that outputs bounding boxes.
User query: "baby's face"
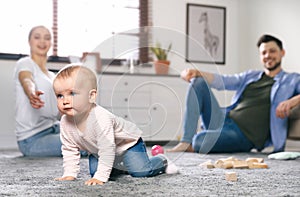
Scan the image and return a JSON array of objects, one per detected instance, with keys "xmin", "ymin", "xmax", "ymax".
[{"xmin": 53, "ymin": 72, "xmax": 93, "ymax": 118}]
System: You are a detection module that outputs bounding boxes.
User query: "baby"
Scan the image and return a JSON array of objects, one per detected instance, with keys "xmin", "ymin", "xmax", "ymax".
[{"xmin": 53, "ymin": 64, "xmax": 178, "ymax": 185}]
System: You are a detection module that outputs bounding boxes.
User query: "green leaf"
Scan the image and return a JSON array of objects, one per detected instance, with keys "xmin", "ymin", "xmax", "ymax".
[{"xmin": 150, "ymin": 42, "xmax": 172, "ymax": 60}]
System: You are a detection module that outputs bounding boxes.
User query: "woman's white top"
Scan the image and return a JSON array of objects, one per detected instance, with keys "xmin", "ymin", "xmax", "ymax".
[{"xmin": 14, "ymin": 56, "xmax": 59, "ymax": 141}]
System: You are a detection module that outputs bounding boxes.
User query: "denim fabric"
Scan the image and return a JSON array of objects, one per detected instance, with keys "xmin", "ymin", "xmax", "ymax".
[
  {"xmin": 17, "ymin": 124, "xmax": 62, "ymax": 157},
  {"xmin": 89, "ymin": 138, "xmax": 166, "ymax": 178},
  {"xmin": 211, "ymin": 70, "xmax": 300, "ymax": 152},
  {"xmin": 181, "ymin": 77, "xmax": 225, "ymax": 143},
  {"xmin": 192, "ymin": 117, "xmax": 254, "ymax": 153},
  {"xmin": 181, "ymin": 77, "xmax": 254, "ymax": 153}
]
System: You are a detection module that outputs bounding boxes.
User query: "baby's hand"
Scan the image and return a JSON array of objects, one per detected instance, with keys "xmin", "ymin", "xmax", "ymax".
[
  {"xmin": 85, "ymin": 178, "xmax": 104, "ymax": 186},
  {"xmin": 54, "ymin": 176, "xmax": 76, "ymax": 181}
]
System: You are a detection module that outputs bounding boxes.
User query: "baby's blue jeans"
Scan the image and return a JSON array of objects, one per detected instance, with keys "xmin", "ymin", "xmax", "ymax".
[{"xmin": 89, "ymin": 138, "xmax": 167, "ymax": 178}]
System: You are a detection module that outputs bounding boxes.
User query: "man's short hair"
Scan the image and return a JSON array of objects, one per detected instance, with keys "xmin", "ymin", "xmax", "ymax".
[{"xmin": 257, "ymin": 34, "xmax": 283, "ymax": 50}]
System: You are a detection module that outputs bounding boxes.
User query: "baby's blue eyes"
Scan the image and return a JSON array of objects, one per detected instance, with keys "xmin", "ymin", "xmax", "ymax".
[
  {"xmin": 56, "ymin": 92, "xmax": 77, "ymax": 99},
  {"xmin": 56, "ymin": 94, "xmax": 63, "ymax": 99}
]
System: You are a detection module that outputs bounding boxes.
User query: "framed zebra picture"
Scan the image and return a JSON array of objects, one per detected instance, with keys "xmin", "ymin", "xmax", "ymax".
[{"xmin": 186, "ymin": 3, "xmax": 226, "ymax": 64}]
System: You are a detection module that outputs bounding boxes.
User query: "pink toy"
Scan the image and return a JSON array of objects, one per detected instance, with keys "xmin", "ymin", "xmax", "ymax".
[{"xmin": 151, "ymin": 145, "xmax": 164, "ymax": 156}]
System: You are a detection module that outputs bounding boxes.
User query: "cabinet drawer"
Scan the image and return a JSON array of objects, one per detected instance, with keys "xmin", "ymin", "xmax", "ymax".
[
  {"xmin": 149, "ymin": 104, "xmax": 183, "ymax": 141},
  {"xmin": 98, "ymin": 74, "xmax": 188, "ymax": 142},
  {"xmin": 99, "ymin": 75, "xmax": 151, "ymax": 92},
  {"xmin": 151, "ymin": 77, "xmax": 187, "ymax": 107},
  {"xmin": 104, "ymin": 107, "xmax": 152, "ymax": 141},
  {"xmin": 99, "ymin": 90, "xmax": 150, "ymax": 108}
]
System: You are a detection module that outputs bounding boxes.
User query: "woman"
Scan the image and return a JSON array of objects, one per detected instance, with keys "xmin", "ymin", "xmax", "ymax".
[{"xmin": 13, "ymin": 25, "xmax": 61, "ymax": 157}]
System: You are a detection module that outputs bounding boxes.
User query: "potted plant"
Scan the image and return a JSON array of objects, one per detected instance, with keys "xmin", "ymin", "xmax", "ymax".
[{"xmin": 150, "ymin": 42, "xmax": 172, "ymax": 75}]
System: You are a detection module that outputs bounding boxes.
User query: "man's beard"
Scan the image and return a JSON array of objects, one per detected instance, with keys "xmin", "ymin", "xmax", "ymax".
[{"xmin": 265, "ymin": 61, "xmax": 281, "ymax": 71}]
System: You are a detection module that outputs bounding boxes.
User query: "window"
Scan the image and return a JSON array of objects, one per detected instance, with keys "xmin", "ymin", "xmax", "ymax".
[
  {"xmin": 0, "ymin": 0, "xmax": 148, "ymax": 61},
  {"xmin": 1, "ymin": 0, "xmax": 52, "ymax": 54}
]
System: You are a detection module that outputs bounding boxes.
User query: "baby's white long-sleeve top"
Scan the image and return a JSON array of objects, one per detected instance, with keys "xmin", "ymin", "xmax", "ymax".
[{"xmin": 59, "ymin": 105, "xmax": 142, "ymax": 182}]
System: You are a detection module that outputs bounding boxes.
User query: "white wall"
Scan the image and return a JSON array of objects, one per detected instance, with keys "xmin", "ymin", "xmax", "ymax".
[
  {"xmin": 152, "ymin": 0, "xmax": 239, "ymax": 75},
  {"xmin": 238, "ymin": 0, "xmax": 300, "ymax": 73},
  {"xmin": 1, "ymin": 0, "xmax": 300, "ymax": 149},
  {"xmin": 152, "ymin": 0, "xmax": 300, "ymax": 74},
  {"xmin": 151, "ymin": 0, "xmax": 240, "ymax": 106},
  {"xmin": 0, "ymin": 60, "xmax": 17, "ymax": 149}
]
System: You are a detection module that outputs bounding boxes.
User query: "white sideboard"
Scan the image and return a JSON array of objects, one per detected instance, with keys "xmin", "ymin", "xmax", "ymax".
[{"xmin": 97, "ymin": 73, "xmax": 188, "ymax": 142}]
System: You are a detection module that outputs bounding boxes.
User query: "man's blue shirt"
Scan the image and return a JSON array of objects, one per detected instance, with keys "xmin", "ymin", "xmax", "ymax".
[{"xmin": 211, "ymin": 69, "xmax": 300, "ymax": 152}]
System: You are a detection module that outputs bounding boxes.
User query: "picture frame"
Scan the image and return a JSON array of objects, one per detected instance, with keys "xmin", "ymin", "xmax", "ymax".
[{"xmin": 186, "ymin": 3, "xmax": 226, "ymax": 64}]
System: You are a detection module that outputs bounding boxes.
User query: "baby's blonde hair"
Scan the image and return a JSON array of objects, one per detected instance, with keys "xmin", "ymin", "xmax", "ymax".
[{"xmin": 54, "ymin": 64, "xmax": 97, "ymax": 90}]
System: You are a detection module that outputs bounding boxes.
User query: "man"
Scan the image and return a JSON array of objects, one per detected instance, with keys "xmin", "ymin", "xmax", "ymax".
[{"xmin": 168, "ymin": 34, "xmax": 300, "ymax": 153}]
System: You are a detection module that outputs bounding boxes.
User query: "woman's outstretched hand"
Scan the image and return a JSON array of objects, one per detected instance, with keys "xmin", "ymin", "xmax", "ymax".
[{"xmin": 29, "ymin": 90, "xmax": 45, "ymax": 109}]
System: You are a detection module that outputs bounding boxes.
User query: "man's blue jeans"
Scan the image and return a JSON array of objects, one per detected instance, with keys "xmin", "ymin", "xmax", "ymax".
[
  {"xmin": 89, "ymin": 138, "xmax": 167, "ymax": 178},
  {"xmin": 182, "ymin": 77, "xmax": 254, "ymax": 153},
  {"xmin": 17, "ymin": 124, "xmax": 62, "ymax": 157}
]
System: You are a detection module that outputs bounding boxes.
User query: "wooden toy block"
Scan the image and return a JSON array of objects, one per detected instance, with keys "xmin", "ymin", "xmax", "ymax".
[
  {"xmin": 248, "ymin": 162, "xmax": 268, "ymax": 169},
  {"xmin": 233, "ymin": 160, "xmax": 249, "ymax": 169},
  {"xmin": 214, "ymin": 157, "xmax": 234, "ymax": 167},
  {"xmin": 246, "ymin": 157, "xmax": 264, "ymax": 163},
  {"xmin": 214, "ymin": 159, "xmax": 225, "ymax": 168},
  {"xmin": 225, "ymin": 172, "xmax": 237, "ymax": 181},
  {"xmin": 221, "ymin": 161, "xmax": 234, "ymax": 169},
  {"xmin": 199, "ymin": 161, "xmax": 215, "ymax": 169},
  {"xmin": 209, "ymin": 157, "xmax": 268, "ymax": 171},
  {"xmin": 214, "ymin": 158, "xmax": 235, "ymax": 169},
  {"xmin": 223, "ymin": 157, "xmax": 237, "ymax": 162}
]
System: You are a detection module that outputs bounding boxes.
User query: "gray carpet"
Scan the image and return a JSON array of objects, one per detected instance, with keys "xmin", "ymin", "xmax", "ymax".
[{"xmin": 0, "ymin": 149, "xmax": 299, "ymax": 197}]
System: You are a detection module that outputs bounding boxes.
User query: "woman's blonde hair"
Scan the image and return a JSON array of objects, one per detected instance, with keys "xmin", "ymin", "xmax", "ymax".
[{"xmin": 28, "ymin": 25, "xmax": 51, "ymax": 41}]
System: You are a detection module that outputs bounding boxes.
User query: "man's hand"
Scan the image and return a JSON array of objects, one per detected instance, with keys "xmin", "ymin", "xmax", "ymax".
[
  {"xmin": 84, "ymin": 178, "xmax": 104, "ymax": 186},
  {"xmin": 54, "ymin": 176, "xmax": 76, "ymax": 181},
  {"xmin": 180, "ymin": 69, "xmax": 201, "ymax": 82},
  {"xmin": 276, "ymin": 97, "xmax": 299, "ymax": 118}
]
